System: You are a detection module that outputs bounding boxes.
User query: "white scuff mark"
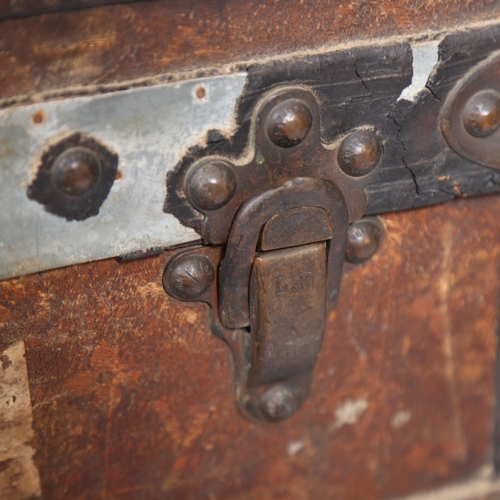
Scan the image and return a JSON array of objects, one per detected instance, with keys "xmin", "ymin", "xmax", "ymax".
[
  {"xmin": 348, "ymin": 335, "xmax": 367, "ymax": 358},
  {"xmin": 333, "ymin": 398, "xmax": 369, "ymax": 429},
  {"xmin": 287, "ymin": 440, "xmax": 304, "ymax": 457},
  {"xmin": 0, "ymin": 341, "xmax": 42, "ymax": 499},
  {"xmin": 398, "ymin": 41, "xmax": 440, "ymax": 102},
  {"xmin": 390, "ymin": 410, "xmax": 411, "ymax": 428}
]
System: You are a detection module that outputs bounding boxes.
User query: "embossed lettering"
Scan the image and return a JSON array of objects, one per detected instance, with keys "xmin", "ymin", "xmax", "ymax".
[
  {"xmin": 275, "ymin": 270, "xmax": 314, "ymax": 296},
  {"xmin": 297, "ymin": 271, "xmax": 313, "ymax": 290},
  {"xmin": 275, "ymin": 276, "xmax": 288, "ymax": 295}
]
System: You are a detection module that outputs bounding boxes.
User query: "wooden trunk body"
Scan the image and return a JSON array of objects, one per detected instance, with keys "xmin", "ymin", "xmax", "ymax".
[{"xmin": 2, "ymin": 2, "xmax": 500, "ymax": 499}]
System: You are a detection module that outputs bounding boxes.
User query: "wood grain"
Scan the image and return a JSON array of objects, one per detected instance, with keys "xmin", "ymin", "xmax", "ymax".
[{"xmin": 1, "ymin": 195, "xmax": 500, "ymax": 499}]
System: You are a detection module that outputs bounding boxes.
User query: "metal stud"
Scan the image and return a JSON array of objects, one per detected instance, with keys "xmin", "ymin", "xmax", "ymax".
[
  {"xmin": 345, "ymin": 219, "xmax": 382, "ymax": 264},
  {"xmin": 258, "ymin": 383, "xmax": 303, "ymax": 421},
  {"xmin": 266, "ymin": 99, "xmax": 313, "ymax": 148},
  {"xmin": 163, "ymin": 254, "xmax": 215, "ymax": 300},
  {"xmin": 338, "ymin": 129, "xmax": 382, "ymax": 177},
  {"xmin": 186, "ymin": 160, "xmax": 237, "ymax": 211},
  {"xmin": 51, "ymin": 147, "xmax": 101, "ymax": 196},
  {"xmin": 463, "ymin": 89, "xmax": 500, "ymax": 138},
  {"xmin": 27, "ymin": 133, "xmax": 118, "ymax": 221}
]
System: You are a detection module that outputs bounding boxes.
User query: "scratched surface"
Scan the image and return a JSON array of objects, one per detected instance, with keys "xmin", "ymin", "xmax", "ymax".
[{"xmin": 1, "ymin": 195, "xmax": 499, "ymax": 499}]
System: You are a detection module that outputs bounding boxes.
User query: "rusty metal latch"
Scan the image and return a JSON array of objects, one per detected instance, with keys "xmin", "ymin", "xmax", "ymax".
[
  {"xmin": 163, "ymin": 87, "xmax": 381, "ymax": 422},
  {"xmin": 165, "ymin": 178, "xmax": 348, "ymax": 422}
]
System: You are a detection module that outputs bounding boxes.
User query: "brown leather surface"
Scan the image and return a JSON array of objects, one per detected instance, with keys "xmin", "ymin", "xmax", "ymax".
[
  {"xmin": 1, "ymin": 195, "xmax": 500, "ymax": 499},
  {"xmin": 1, "ymin": 0, "xmax": 500, "ymax": 103},
  {"xmin": 0, "ymin": 0, "xmax": 137, "ymax": 20}
]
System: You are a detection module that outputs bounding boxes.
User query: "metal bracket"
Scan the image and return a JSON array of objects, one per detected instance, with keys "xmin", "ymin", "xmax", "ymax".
[
  {"xmin": 5, "ymin": 25, "xmax": 500, "ymax": 280},
  {"xmin": 163, "ymin": 87, "xmax": 378, "ymax": 422},
  {"xmin": 442, "ymin": 50, "xmax": 500, "ymax": 170}
]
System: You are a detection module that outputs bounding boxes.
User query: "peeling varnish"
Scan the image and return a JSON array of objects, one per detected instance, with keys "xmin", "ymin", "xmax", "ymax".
[
  {"xmin": 398, "ymin": 40, "xmax": 440, "ymax": 102},
  {"xmin": 0, "ymin": 341, "xmax": 41, "ymax": 500},
  {"xmin": 438, "ymin": 223, "xmax": 467, "ymax": 462}
]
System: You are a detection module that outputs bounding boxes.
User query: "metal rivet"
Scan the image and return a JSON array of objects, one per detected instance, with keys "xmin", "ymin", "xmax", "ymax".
[
  {"xmin": 186, "ymin": 160, "xmax": 237, "ymax": 211},
  {"xmin": 345, "ymin": 219, "xmax": 382, "ymax": 264},
  {"xmin": 163, "ymin": 254, "xmax": 215, "ymax": 300},
  {"xmin": 50, "ymin": 147, "xmax": 101, "ymax": 196},
  {"xmin": 259, "ymin": 383, "xmax": 302, "ymax": 421},
  {"xmin": 31, "ymin": 110, "xmax": 46, "ymax": 125},
  {"xmin": 338, "ymin": 129, "xmax": 382, "ymax": 177},
  {"xmin": 266, "ymin": 99, "xmax": 313, "ymax": 148},
  {"xmin": 463, "ymin": 90, "xmax": 500, "ymax": 138},
  {"xmin": 195, "ymin": 86, "xmax": 206, "ymax": 99}
]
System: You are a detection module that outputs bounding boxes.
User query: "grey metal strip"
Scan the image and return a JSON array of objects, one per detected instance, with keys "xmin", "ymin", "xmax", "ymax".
[{"xmin": 0, "ymin": 73, "xmax": 247, "ymax": 279}]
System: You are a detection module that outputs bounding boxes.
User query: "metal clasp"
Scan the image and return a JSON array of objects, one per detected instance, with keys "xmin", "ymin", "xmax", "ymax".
[
  {"xmin": 164, "ymin": 179, "xmax": 347, "ymax": 422},
  {"xmin": 163, "ymin": 86, "xmax": 380, "ymax": 422}
]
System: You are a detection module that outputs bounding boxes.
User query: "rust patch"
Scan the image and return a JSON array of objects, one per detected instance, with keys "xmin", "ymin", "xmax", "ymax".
[
  {"xmin": 30, "ymin": 110, "xmax": 46, "ymax": 125},
  {"xmin": 195, "ymin": 86, "xmax": 206, "ymax": 99},
  {"xmin": 0, "ymin": 341, "xmax": 41, "ymax": 500}
]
